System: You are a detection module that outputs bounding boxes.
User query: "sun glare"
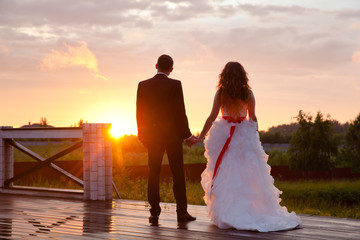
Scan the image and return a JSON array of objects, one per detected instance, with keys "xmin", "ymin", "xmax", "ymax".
[
  {"xmin": 110, "ymin": 124, "xmax": 123, "ymax": 139},
  {"xmin": 109, "ymin": 121, "xmax": 137, "ymax": 139},
  {"xmin": 86, "ymin": 108, "xmax": 138, "ymax": 139}
]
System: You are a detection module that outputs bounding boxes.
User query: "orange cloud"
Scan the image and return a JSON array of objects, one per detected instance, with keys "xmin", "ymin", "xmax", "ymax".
[{"xmin": 41, "ymin": 41, "xmax": 107, "ymax": 80}]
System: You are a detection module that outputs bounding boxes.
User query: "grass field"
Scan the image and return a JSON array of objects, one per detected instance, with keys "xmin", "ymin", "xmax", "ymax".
[
  {"xmin": 13, "ymin": 141, "xmax": 204, "ymax": 165},
  {"xmin": 276, "ymin": 180, "xmax": 360, "ymax": 219},
  {"xmin": 13, "ymin": 140, "xmax": 83, "ymax": 162},
  {"xmin": 112, "ymin": 169, "xmax": 360, "ymax": 219}
]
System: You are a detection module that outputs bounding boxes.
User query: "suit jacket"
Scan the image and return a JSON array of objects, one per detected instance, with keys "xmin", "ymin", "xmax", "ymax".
[{"xmin": 136, "ymin": 73, "xmax": 192, "ymax": 145}]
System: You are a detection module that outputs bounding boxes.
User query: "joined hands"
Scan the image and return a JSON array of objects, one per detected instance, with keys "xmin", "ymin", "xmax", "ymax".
[{"xmin": 185, "ymin": 135, "xmax": 199, "ymax": 147}]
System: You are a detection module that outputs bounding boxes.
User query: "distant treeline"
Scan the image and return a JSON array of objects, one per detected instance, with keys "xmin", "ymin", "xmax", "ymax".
[
  {"xmin": 115, "ymin": 110, "xmax": 360, "ymax": 172},
  {"xmin": 118, "ymin": 117, "xmax": 351, "ymax": 149},
  {"xmin": 259, "ymin": 120, "xmax": 349, "ymax": 144}
]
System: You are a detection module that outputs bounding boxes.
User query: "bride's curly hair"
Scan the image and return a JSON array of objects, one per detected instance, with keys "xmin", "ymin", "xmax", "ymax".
[
  {"xmin": 217, "ymin": 62, "xmax": 251, "ymax": 115},
  {"xmin": 218, "ymin": 61, "xmax": 250, "ymax": 100}
]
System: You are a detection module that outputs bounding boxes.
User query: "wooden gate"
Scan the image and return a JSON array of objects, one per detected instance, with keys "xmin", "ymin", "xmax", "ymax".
[{"xmin": 0, "ymin": 124, "xmax": 119, "ymax": 200}]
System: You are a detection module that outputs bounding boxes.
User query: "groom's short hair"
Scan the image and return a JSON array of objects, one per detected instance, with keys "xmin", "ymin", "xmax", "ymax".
[{"xmin": 157, "ymin": 54, "xmax": 173, "ymax": 72}]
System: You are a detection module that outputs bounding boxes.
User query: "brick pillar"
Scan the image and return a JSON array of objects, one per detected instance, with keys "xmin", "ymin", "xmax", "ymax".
[
  {"xmin": 83, "ymin": 123, "xmax": 112, "ymax": 200},
  {"xmin": 0, "ymin": 127, "xmax": 14, "ymax": 188}
]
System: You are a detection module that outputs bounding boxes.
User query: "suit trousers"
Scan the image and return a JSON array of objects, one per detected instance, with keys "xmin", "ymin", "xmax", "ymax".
[{"xmin": 147, "ymin": 140, "xmax": 188, "ymax": 216}]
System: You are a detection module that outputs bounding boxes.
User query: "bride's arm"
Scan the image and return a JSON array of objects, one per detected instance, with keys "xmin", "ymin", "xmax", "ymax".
[
  {"xmin": 248, "ymin": 90, "xmax": 258, "ymax": 130},
  {"xmin": 198, "ymin": 91, "xmax": 221, "ymax": 141}
]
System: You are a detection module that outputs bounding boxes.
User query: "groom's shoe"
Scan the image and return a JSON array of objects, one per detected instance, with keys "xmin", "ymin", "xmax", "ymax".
[
  {"xmin": 149, "ymin": 215, "xmax": 159, "ymax": 225},
  {"xmin": 177, "ymin": 212, "xmax": 196, "ymax": 222}
]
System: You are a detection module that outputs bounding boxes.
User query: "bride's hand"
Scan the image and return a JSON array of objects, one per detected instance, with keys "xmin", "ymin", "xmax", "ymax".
[
  {"xmin": 190, "ymin": 136, "xmax": 199, "ymax": 147},
  {"xmin": 185, "ymin": 135, "xmax": 198, "ymax": 147}
]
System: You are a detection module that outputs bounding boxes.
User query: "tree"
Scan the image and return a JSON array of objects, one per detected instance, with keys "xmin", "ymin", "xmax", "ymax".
[
  {"xmin": 288, "ymin": 110, "xmax": 338, "ymax": 171},
  {"xmin": 259, "ymin": 131, "xmax": 292, "ymax": 143},
  {"xmin": 71, "ymin": 119, "xmax": 87, "ymax": 127},
  {"xmin": 267, "ymin": 123, "xmax": 299, "ymax": 135},
  {"xmin": 338, "ymin": 113, "xmax": 360, "ymax": 172},
  {"xmin": 78, "ymin": 119, "xmax": 85, "ymax": 127},
  {"xmin": 40, "ymin": 117, "xmax": 49, "ymax": 126}
]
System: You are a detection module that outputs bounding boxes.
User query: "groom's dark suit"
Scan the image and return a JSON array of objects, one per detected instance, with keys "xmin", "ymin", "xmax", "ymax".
[{"xmin": 136, "ymin": 73, "xmax": 192, "ymax": 216}]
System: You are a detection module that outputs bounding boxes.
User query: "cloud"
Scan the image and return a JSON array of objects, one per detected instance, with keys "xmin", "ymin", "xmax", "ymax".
[
  {"xmin": 41, "ymin": 41, "xmax": 107, "ymax": 80},
  {"xmin": 150, "ymin": 0, "xmax": 213, "ymax": 21},
  {"xmin": 239, "ymin": 4, "xmax": 315, "ymax": 17},
  {"xmin": 0, "ymin": 0, "xmax": 153, "ymax": 31},
  {"xmin": 212, "ymin": 3, "xmax": 317, "ymax": 19},
  {"xmin": 183, "ymin": 24, "xmax": 354, "ymax": 76},
  {"xmin": 335, "ymin": 9, "xmax": 360, "ymax": 19},
  {"xmin": 348, "ymin": 22, "xmax": 360, "ymax": 30},
  {"xmin": 0, "ymin": 44, "xmax": 10, "ymax": 55},
  {"xmin": 352, "ymin": 51, "xmax": 360, "ymax": 64}
]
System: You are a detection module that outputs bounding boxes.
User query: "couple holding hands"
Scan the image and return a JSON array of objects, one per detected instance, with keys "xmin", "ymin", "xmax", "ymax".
[{"xmin": 136, "ymin": 55, "xmax": 301, "ymax": 232}]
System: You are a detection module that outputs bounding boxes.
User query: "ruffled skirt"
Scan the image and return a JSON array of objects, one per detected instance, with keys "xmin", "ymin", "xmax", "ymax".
[{"xmin": 201, "ymin": 117, "xmax": 302, "ymax": 232}]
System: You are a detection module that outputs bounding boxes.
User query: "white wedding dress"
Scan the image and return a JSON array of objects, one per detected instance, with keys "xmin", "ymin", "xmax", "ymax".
[{"xmin": 201, "ymin": 106, "xmax": 302, "ymax": 232}]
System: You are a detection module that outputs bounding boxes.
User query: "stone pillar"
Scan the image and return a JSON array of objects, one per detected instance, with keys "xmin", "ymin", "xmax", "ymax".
[{"xmin": 83, "ymin": 123, "xmax": 112, "ymax": 200}]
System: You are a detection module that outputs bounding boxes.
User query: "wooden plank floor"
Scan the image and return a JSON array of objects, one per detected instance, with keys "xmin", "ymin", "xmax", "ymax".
[{"xmin": 0, "ymin": 193, "xmax": 359, "ymax": 239}]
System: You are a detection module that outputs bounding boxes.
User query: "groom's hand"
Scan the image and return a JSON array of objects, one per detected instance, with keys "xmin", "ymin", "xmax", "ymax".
[{"xmin": 185, "ymin": 135, "xmax": 198, "ymax": 147}]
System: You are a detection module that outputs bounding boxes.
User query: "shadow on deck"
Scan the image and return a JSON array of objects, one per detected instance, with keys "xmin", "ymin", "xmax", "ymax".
[{"xmin": 0, "ymin": 193, "xmax": 359, "ymax": 239}]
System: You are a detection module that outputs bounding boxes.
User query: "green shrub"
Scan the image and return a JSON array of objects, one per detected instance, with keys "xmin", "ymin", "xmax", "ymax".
[
  {"xmin": 289, "ymin": 111, "xmax": 338, "ymax": 171},
  {"xmin": 183, "ymin": 145, "xmax": 207, "ymax": 164},
  {"xmin": 266, "ymin": 149, "xmax": 290, "ymax": 166}
]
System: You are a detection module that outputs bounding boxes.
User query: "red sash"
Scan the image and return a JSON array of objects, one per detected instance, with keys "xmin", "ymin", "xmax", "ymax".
[{"xmin": 211, "ymin": 116, "xmax": 246, "ymax": 188}]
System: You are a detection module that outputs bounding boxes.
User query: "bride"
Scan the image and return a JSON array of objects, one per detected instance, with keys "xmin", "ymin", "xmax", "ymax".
[{"xmin": 197, "ymin": 62, "xmax": 302, "ymax": 232}]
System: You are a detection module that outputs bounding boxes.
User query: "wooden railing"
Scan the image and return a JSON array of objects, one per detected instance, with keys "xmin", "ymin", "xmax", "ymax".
[{"xmin": 0, "ymin": 124, "xmax": 119, "ymax": 200}]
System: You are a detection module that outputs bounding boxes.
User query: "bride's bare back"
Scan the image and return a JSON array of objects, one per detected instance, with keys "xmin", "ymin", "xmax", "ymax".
[{"xmin": 199, "ymin": 90, "xmax": 257, "ymax": 140}]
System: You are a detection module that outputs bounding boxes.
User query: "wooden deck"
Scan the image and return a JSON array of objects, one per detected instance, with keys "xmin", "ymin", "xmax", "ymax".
[{"xmin": 0, "ymin": 193, "xmax": 359, "ymax": 239}]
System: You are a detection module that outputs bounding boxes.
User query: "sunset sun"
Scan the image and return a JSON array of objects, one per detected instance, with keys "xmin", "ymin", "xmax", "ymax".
[
  {"xmin": 109, "ymin": 121, "xmax": 137, "ymax": 139},
  {"xmin": 110, "ymin": 124, "xmax": 123, "ymax": 138}
]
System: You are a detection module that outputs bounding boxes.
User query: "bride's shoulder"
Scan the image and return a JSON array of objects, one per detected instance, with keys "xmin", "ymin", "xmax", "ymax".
[
  {"xmin": 248, "ymin": 89, "xmax": 255, "ymax": 99},
  {"xmin": 245, "ymin": 90, "xmax": 255, "ymax": 106},
  {"xmin": 215, "ymin": 89, "xmax": 222, "ymax": 100}
]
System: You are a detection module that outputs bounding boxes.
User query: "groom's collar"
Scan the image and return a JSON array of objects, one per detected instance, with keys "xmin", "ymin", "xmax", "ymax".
[{"xmin": 156, "ymin": 72, "xmax": 169, "ymax": 76}]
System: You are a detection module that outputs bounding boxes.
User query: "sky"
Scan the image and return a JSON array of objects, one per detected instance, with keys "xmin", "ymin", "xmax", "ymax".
[{"xmin": 0, "ymin": 0, "xmax": 360, "ymax": 136}]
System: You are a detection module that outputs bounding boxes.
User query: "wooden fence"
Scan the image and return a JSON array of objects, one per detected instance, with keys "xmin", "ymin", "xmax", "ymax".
[{"xmin": 0, "ymin": 124, "xmax": 117, "ymax": 200}]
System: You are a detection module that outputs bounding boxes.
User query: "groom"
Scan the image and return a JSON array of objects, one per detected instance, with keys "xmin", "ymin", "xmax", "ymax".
[{"xmin": 136, "ymin": 54, "xmax": 197, "ymax": 224}]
